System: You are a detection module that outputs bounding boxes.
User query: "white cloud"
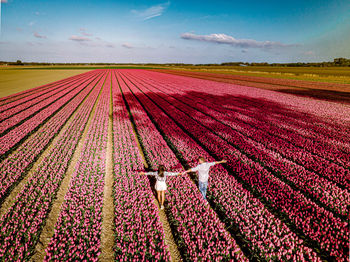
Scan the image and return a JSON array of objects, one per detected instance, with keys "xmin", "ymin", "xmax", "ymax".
[
  {"xmin": 28, "ymin": 21, "xmax": 35, "ymax": 27},
  {"xmin": 33, "ymin": 32, "xmax": 46, "ymax": 39},
  {"xmin": 122, "ymin": 43, "xmax": 133, "ymax": 49},
  {"xmin": 106, "ymin": 44, "xmax": 115, "ymax": 48},
  {"xmin": 181, "ymin": 32, "xmax": 296, "ymax": 49},
  {"xmin": 131, "ymin": 1, "xmax": 170, "ymax": 20},
  {"xmin": 69, "ymin": 35, "xmax": 91, "ymax": 42},
  {"xmin": 35, "ymin": 11, "xmax": 40, "ymax": 16}
]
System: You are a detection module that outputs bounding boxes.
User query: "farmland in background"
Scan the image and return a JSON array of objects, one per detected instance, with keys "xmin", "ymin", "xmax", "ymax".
[{"xmin": 158, "ymin": 65, "xmax": 350, "ymax": 84}]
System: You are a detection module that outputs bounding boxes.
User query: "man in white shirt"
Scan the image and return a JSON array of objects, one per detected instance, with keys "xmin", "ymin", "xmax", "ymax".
[{"xmin": 182, "ymin": 157, "xmax": 227, "ymax": 200}]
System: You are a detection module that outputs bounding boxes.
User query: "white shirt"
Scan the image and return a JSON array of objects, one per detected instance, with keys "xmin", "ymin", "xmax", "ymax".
[
  {"xmin": 190, "ymin": 162, "xmax": 216, "ymax": 182},
  {"xmin": 145, "ymin": 171, "xmax": 178, "ymax": 182}
]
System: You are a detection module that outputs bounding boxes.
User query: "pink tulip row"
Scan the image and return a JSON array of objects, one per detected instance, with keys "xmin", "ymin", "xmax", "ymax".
[
  {"xmin": 130, "ymin": 70, "xmax": 350, "ymax": 170},
  {"xmin": 0, "ymin": 72, "xmax": 105, "ymax": 261},
  {"xmin": 0, "ymin": 73, "xmax": 99, "ymax": 135},
  {"xmin": 0, "ymin": 71, "xmax": 96, "ymax": 115},
  {"xmin": 0, "ymin": 72, "xmax": 95, "ymax": 122},
  {"xmin": 0, "ymin": 72, "xmax": 105, "ymax": 202},
  {"xmin": 118, "ymin": 70, "xmax": 348, "ymax": 260},
  {"xmin": 116, "ymin": 72, "xmax": 247, "ymax": 261},
  {"xmin": 111, "ymin": 72, "xmax": 171, "ymax": 261},
  {"xmin": 44, "ymin": 71, "xmax": 111, "ymax": 261},
  {"xmin": 0, "ymin": 73, "xmax": 103, "ymax": 156},
  {"xmin": 119, "ymin": 71, "xmax": 323, "ymax": 261},
  {"xmin": 0, "ymin": 70, "xmax": 94, "ymax": 107},
  {"xmin": 142, "ymin": 70, "xmax": 350, "ymax": 145},
  {"xmin": 125, "ymin": 71, "xmax": 348, "ymax": 216}
]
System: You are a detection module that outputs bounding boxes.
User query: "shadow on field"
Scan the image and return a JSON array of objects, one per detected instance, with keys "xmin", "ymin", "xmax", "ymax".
[
  {"xmin": 153, "ymin": 69, "xmax": 350, "ymax": 104},
  {"xmin": 118, "ymin": 88, "xmax": 350, "ymax": 163},
  {"xmin": 276, "ymin": 88, "xmax": 350, "ymax": 104}
]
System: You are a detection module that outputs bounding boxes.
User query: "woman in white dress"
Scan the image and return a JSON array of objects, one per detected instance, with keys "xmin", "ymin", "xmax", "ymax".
[{"xmin": 140, "ymin": 165, "xmax": 181, "ymax": 210}]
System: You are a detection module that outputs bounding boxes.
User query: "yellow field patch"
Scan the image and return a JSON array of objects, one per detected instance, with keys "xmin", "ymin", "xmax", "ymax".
[{"xmin": 0, "ymin": 69, "xmax": 91, "ymax": 98}]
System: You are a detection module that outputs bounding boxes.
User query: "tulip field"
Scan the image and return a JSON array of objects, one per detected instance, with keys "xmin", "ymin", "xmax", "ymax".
[{"xmin": 0, "ymin": 69, "xmax": 349, "ymax": 261}]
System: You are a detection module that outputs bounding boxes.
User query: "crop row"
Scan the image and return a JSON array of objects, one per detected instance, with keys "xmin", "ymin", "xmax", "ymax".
[
  {"xmin": 44, "ymin": 71, "xmax": 111, "ymax": 261},
  {"xmin": 0, "ymin": 73, "xmax": 98, "ymax": 135},
  {"xmin": 0, "ymin": 71, "xmax": 94, "ymax": 120},
  {"xmin": 0, "ymin": 72, "xmax": 102, "ymax": 156},
  {"xmin": 0, "ymin": 71, "xmax": 94, "ymax": 107},
  {"xmin": 111, "ymin": 72, "xmax": 171, "ymax": 261},
  {"xmin": 0, "ymin": 71, "xmax": 105, "ymax": 261}
]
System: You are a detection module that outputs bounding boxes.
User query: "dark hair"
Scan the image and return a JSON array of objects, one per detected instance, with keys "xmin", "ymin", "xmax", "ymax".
[
  {"xmin": 158, "ymin": 165, "xmax": 165, "ymax": 177},
  {"xmin": 198, "ymin": 157, "xmax": 206, "ymax": 162}
]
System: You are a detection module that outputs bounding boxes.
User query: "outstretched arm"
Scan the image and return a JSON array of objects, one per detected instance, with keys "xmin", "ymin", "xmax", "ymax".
[
  {"xmin": 165, "ymin": 172, "xmax": 182, "ymax": 176},
  {"xmin": 215, "ymin": 159, "xmax": 227, "ymax": 165},
  {"xmin": 182, "ymin": 169, "xmax": 192, "ymax": 175},
  {"xmin": 140, "ymin": 171, "xmax": 157, "ymax": 176}
]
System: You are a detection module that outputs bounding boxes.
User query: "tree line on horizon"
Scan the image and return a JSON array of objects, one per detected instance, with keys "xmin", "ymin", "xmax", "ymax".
[{"xmin": 0, "ymin": 58, "xmax": 349, "ymax": 67}]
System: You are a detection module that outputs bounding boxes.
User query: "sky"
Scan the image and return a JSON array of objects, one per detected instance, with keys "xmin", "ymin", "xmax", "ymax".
[{"xmin": 0, "ymin": 0, "xmax": 349, "ymax": 63}]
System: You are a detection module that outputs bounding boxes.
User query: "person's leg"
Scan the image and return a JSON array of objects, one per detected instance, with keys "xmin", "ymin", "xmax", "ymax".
[
  {"xmin": 198, "ymin": 181, "xmax": 206, "ymax": 199},
  {"xmin": 161, "ymin": 191, "xmax": 165, "ymax": 206},
  {"xmin": 157, "ymin": 190, "xmax": 161, "ymax": 205},
  {"xmin": 203, "ymin": 181, "xmax": 208, "ymax": 200}
]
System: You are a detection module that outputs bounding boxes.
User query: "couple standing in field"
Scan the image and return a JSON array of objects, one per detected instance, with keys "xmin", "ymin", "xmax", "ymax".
[{"xmin": 139, "ymin": 157, "xmax": 227, "ymax": 210}]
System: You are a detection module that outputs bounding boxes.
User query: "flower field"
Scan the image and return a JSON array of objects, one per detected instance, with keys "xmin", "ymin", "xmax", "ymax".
[{"xmin": 0, "ymin": 69, "xmax": 348, "ymax": 261}]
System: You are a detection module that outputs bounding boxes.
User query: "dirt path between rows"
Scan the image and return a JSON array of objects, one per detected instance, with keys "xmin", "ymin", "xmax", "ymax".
[
  {"xmin": 100, "ymin": 83, "xmax": 115, "ymax": 261},
  {"xmin": 29, "ymin": 82, "xmax": 103, "ymax": 261},
  {"xmin": 128, "ymin": 112, "xmax": 182, "ymax": 262}
]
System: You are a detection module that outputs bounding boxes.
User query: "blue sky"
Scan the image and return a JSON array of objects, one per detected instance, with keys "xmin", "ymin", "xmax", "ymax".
[{"xmin": 0, "ymin": 0, "xmax": 349, "ymax": 63}]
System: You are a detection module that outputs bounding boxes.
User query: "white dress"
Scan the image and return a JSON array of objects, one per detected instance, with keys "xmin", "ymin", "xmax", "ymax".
[{"xmin": 145, "ymin": 171, "xmax": 179, "ymax": 191}]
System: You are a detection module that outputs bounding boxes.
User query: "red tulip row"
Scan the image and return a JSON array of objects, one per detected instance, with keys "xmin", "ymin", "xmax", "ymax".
[
  {"xmin": 0, "ymin": 70, "xmax": 94, "ymax": 107},
  {"xmin": 130, "ymin": 70, "xmax": 350, "ymax": 169},
  {"xmin": 0, "ymin": 72, "xmax": 104, "ymax": 202},
  {"xmin": 0, "ymin": 72, "xmax": 102, "ymax": 156},
  {"xmin": 118, "ymin": 70, "xmax": 348, "ymax": 260},
  {"xmin": 111, "ymin": 72, "xmax": 171, "ymax": 261},
  {"xmin": 0, "ymin": 71, "xmax": 105, "ymax": 261},
  {"xmin": 116, "ymin": 72, "xmax": 247, "ymax": 261},
  {"xmin": 119, "ymin": 72, "xmax": 322, "ymax": 261},
  {"xmin": 44, "ymin": 71, "xmax": 111, "ymax": 261}
]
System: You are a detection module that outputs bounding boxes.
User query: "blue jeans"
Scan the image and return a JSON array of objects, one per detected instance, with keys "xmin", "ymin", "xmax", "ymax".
[{"xmin": 198, "ymin": 181, "xmax": 208, "ymax": 199}]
